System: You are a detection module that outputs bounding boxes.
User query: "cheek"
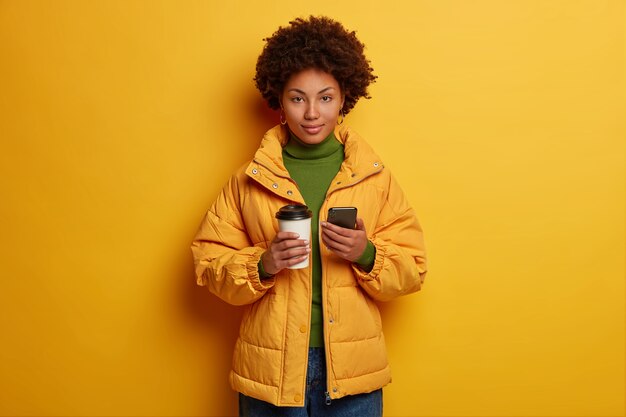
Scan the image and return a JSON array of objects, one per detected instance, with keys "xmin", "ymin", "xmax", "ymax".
[
  {"xmin": 325, "ymin": 105, "xmax": 341, "ymax": 119},
  {"xmin": 282, "ymin": 102, "xmax": 297, "ymax": 116},
  {"xmin": 284, "ymin": 108, "xmax": 300, "ymax": 123}
]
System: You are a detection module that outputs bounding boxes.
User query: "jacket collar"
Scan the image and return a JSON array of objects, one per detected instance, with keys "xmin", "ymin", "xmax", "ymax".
[
  {"xmin": 246, "ymin": 124, "xmax": 384, "ymax": 198},
  {"xmin": 251, "ymin": 125, "xmax": 291, "ymax": 178}
]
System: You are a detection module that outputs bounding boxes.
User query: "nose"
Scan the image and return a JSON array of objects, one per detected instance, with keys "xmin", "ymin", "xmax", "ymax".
[{"xmin": 304, "ymin": 102, "xmax": 319, "ymax": 120}]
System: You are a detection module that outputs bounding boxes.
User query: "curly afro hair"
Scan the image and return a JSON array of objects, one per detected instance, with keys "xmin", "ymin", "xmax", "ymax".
[{"xmin": 254, "ymin": 16, "xmax": 377, "ymax": 115}]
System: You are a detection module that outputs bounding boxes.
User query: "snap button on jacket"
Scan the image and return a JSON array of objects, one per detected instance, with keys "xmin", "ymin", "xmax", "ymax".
[{"xmin": 192, "ymin": 124, "xmax": 427, "ymax": 407}]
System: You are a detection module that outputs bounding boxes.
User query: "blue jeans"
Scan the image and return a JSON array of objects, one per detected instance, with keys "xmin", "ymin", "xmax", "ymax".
[{"xmin": 239, "ymin": 348, "xmax": 382, "ymax": 417}]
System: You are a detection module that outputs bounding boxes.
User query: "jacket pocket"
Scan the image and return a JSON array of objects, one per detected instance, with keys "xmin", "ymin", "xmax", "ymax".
[
  {"xmin": 334, "ymin": 286, "xmax": 381, "ymax": 341},
  {"xmin": 240, "ymin": 293, "xmax": 285, "ymax": 350}
]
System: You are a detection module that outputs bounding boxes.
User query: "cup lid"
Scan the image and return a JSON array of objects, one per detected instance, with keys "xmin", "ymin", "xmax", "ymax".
[{"xmin": 275, "ymin": 204, "xmax": 312, "ymax": 220}]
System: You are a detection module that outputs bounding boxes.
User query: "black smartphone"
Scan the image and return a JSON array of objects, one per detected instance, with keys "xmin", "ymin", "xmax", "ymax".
[{"xmin": 327, "ymin": 207, "xmax": 358, "ymax": 229}]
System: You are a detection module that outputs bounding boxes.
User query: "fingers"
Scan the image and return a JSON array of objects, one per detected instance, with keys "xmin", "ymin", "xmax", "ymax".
[
  {"xmin": 320, "ymin": 219, "xmax": 368, "ymax": 262},
  {"xmin": 322, "ymin": 217, "xmax": 367, "ymax": 236},
  {"xmin": 273, "ymin": 232, "xmax": 309, "ymax": 260},
  {"xmin": 276, "ymin": 241, "xmax": 310, "ymax": 261},
  {"xmin": 274, "ymin": 233, "xmax": 308, "ymax": 250},
  {"xmin": 320, "ymin": 232, "xmax": 343, "ymax": 253},
  {"xmin": 320, "ymin": 229, "xmax": 352, "ymax": 254},
  {"xmin": 262, "ymin": 233, "xmax": 310, "ymax": 275},
  {"xmin": 320, "ymin": 221, "xmax": 359, "ymax": 246},
  {"xmin": 321, "ymin": 221, "xmax": 351, "ymax": 239},
  {"xmin": 275, "ymin": 231, "xmax": 301, "ymax": 241}
]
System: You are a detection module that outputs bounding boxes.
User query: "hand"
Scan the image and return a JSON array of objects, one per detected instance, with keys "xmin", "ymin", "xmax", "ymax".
[
  {"xmin": 321, "ymin": 218, "xmax": 368, "ymax": 263},
  {"xmin": 261, "ymin": 232, "xmax": 310, "ymax": 275}
]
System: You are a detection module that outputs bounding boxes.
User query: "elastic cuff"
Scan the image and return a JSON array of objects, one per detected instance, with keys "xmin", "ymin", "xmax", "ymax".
[
  {"xmin": 352, "ymin": 239, "xmax": 385, "ymax": 281},
  {"xmin": 247, "ymin": 249, "xmax": 275, "ymax": 291},
  {"xmin": 258, "ymin": 256, "xmax": 274, "ymax": 280},
  {"xmin": 355, "ymin": 241, "xmax": 376, "ymax": 273}
]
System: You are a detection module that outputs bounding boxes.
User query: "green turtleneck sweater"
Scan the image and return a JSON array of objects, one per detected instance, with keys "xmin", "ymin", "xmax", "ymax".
[
  {"xmin": 259, "ymin": 130, "xmax": 376, "ymax": 347},
  {"xmin": 282, "ymin": 131, "xmax": 344, "ymax": 347}
]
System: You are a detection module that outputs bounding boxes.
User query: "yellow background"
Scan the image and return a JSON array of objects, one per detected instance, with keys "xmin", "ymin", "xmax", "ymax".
[{"xmin": 0, "ymin": 1, "xmax": 624, "ymax": 416}]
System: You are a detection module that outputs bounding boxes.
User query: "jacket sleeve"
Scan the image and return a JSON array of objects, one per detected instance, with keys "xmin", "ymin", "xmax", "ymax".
[
  {"xmin": 191, "ymin": 174, "xmax": 275, "ymax": 306},
  {"xmin": 353, "ymin": 173, "xmax": 427, "ymax": 302}
]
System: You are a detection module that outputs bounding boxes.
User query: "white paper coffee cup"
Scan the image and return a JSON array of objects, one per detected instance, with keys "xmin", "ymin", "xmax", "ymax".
[{"xmin": 276, "ymin": 205, "xmax": 312, "ymax": 269}]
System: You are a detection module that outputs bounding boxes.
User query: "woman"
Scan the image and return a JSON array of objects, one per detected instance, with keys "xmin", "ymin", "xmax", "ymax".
[{"xmin": 192, "ymin": 16, "xmax": 427, "ymax": 417}]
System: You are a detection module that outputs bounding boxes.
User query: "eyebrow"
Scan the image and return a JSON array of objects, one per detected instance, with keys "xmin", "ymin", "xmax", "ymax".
[{"xmin": 286, "ymin": 87, "xmax": 336, "ymax": 95}]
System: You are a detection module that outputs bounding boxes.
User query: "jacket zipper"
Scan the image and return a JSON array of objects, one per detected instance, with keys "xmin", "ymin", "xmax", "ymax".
[
  {"xmin": 320, "ymin": 197, "xmax": 333, "ymax": 406},
  {"xmin": 254, "ymin": 157, "xmax": 383, "ymax": 405},
  {"xmin": 325, "ymin": 391, "xmax": 332, "ymax": 405},
  {"xmin": 302, "ymin": 195, "xmax": 312, "ymax": 407},
  {"xmin": 261, "ymin": 171, "xmax": 308, "ymax": 406},
  {"xmin": 319, "ymin": 166, "xmax": 384, "ymax": 405}
]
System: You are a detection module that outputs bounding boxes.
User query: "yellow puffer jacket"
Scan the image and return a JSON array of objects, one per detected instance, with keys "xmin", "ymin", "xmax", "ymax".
[{"xmin": 192, "ymin": 124, "xmax": 427, "ymax": 406}]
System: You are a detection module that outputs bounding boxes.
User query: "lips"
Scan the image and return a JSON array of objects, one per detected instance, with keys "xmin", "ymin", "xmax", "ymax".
[{"xmin": 302, "ymin": 125, "xmax": 324, "ymax": 135}]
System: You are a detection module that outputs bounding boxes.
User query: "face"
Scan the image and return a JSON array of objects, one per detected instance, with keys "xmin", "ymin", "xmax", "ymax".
[{"xmin": 280, "ymin": 68, "xmax": 344, "ymax": 145}]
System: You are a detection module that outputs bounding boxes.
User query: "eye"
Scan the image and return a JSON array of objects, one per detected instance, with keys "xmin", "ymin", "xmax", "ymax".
[
  {"xmin": 291, "ymin": 97, "xmax": 304, "ymax": 103},
  {"xmin": 321, "ymin": 95, "xmax": 332, "ymax": 102}
]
